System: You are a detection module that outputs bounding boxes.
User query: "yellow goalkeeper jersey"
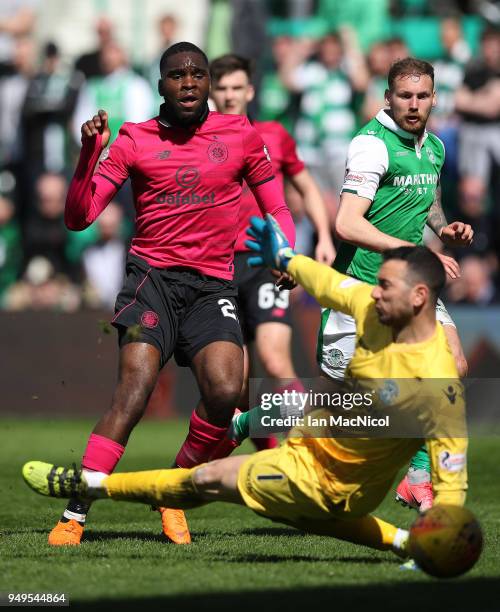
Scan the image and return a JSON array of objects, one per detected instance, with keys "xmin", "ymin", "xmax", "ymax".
[{"xmin": 285, "ymin": 255, "xmax": 468, "ymax": 514}]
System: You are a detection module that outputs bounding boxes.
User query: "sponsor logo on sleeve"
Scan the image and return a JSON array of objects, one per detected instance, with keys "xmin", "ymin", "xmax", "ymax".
[
  {"xmin": 439, "ymin": 451, "xmax": 466, "ymax": 473},
  {"xmin": 344, "ymin": 172, "xmax": 367, "ymax": 186}
]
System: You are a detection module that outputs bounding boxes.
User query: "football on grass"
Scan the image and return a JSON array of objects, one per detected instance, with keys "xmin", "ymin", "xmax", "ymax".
[{"xmin": 409, "ymin": 504, "xmax": 483, "ymax": 578}]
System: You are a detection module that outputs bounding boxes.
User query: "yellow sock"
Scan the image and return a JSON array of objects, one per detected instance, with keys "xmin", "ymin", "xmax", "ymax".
[
  {"xmin": 292, "ymin": 514, "xmax": 406, "ymax": 553},
  {"xmin": 334, "ymin": 515, "xmax": 401, "ymax": 551},
  {"xmin": 103, "ymin": 467, "xmax": 205, "ymax": 509}
]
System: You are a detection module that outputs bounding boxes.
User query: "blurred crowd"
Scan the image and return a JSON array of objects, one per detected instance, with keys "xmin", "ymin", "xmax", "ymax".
[{"xmin": 0, "ymin": 0, "xmax": 499, "ymax": 312}]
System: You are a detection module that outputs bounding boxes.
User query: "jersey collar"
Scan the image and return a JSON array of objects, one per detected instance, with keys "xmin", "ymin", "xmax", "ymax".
[
  {"xmin": 376, "ymin": 109, "xmax": 428, "ymax": 157},
  {"xmin": 158, "ymin": 103, "xmax": 209, "ymax": 129}
]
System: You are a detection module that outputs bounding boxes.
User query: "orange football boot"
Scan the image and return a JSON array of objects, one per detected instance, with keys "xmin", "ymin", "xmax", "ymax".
[
  {"xmin": 48, "ymin": 519, "xmax": 84, "ymax": 546},
  {"xmin": 157, "ymin": 508, "xmax": 191, "ymax": 544}
]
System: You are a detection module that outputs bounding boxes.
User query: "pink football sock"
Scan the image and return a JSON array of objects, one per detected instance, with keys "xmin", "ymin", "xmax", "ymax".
[
  {"xmin": 175, "ymin": 410, "xmax": 229, "ymax": 468},
  {"xmin": 82, "ymin": 433, "xmax": 125, "ymax": 474}
]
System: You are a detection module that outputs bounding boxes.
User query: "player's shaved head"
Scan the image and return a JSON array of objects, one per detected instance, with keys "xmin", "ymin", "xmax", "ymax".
[
  {"xmin": 382, "ymin": 246, "xmax": 445, "ymax": 303},
  {"xmin": 160, "ymin": 42, "xmax": 208, "ymax": 77}
]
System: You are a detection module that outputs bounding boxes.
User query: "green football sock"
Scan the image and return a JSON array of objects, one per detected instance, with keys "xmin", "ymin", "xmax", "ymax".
[
  {"xmin": 409, "ymin": 445, "xmax": 431, "ymax": 473},
  {"xmin": 233, "ymin": 402, "xmax": 283, "ymax": 442},
  {"xmin": 233, "ymin": 410, "xmax": 250, "ymax": 441}
]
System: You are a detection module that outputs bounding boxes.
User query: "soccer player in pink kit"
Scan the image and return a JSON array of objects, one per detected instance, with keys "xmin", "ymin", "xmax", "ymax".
[
  {"xmin": 48, "ymin": 42, "xmax": 294, "ymax": 546},
  {"xmin": 209, "ymin": 54, "xmax": 335, "ymax": 451}
]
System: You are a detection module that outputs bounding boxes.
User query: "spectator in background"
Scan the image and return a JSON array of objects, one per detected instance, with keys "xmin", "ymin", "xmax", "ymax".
[
  {"xmin": 82, "ymin": 202, "xmax": 126, "ymax": 310},
  {"xmin": 0, "ymin": 194, "xmax": 22, "ymax": 306},
  {"xmin": 71, "ymin": 41, "xmax": 154, "ymax": 144},
  {"xmin": 0, "ymin": 0, "xmax": 38, "ymax": 76},
  {"xmin": 258, "ymin": 35, "xmax": 300, "ymax": 132},
  {"xmin": 74, "ymin": 16, "xmax": 114, "ymax": 81},
  {"xmin": 455, "ymin": 28, "xmax": 500, "ymax": 218},
  {"xmin": 317, "ymin": 0, "xmax": 389, "ymax": 52},
  {"xmin": 386, "ymin": 36, "xmax": 409, "ymax": 64},
  {"xmin": 431, "ymin": 17, "xmax": 471, "ymax": 210},
  {"xmin": 0, "ymin": 35, "xmax": 36, "ymax": 221},
  {"xmin": 4, "ymin": 254, "xmax": 80, "ymax": 311},
  {"xmin": 446, "ymin": 254, "xmax": 500, "ymax": 305},
  {"xmin": 361, "ymin": 41, "xmax": 392, "ymax": 122},
  {"xmin": 0, "ymin": 35, "xmax": 35, "ymax": 169},
  {"xmin": 280, "ymin": 29, "xmax": 368, "ymax": 204},
  {"xmin": 230, "ymin": 0, "xmax": 269, "ymax": 115},
  {"xmin": 146, "ymin": 14, "xmax": 178, "ymax": 99},
  {"xmin": 23, "ymin": 173, "xmax": 72, "ymax": 278},
  {"xmin": 22, "ymin": 42, "xmax": 81, "ymax": 178}
]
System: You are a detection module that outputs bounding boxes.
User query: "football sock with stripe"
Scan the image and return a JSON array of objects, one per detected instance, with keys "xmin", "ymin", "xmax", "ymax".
[
  {"xmin": 409, "ymin": 445, "xmax": 431, "ymax": 475},
  {"xmin": 61, "ymin": 433, "xmax": 125, "ymax": 524},
  {"xmin": 62, "ymin": 498, "xmax": 91, "ymax": 525}
]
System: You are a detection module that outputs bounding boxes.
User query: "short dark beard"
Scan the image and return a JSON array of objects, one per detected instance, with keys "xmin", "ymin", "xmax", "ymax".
[{"xmin": 160, "ymin": 100, "xmax": 209, "ymax": 128}]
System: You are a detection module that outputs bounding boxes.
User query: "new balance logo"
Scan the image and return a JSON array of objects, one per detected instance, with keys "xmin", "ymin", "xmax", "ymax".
[{"xmin": 154, "ymin": 150, "xmax": 171, "ymax": 160}]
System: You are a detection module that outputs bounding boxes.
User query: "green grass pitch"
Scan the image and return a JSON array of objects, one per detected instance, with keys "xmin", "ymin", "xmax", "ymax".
[{"xmin": 1, "ymin": 418, "xmax": 499, "ymax": 611}]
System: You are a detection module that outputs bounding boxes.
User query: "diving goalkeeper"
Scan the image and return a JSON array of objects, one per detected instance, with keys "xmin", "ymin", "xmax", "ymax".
[{"xmin": 22, "ymin": 215, "xmax": 467, "ymax": 558}]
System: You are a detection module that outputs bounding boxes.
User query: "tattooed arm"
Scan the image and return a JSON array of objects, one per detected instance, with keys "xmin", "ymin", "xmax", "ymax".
[
  {"xmin": 427, "ymin": 188, "xmax": 474, "ymax": 247},
  {"xmin": 427, "ymin": 187, "xmax": 448, "ymax": 236}
]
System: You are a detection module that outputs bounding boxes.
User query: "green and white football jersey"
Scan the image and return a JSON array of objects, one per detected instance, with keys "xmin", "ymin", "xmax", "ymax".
[
  {"xmin": 334, "ymin": 109, "xmax": 445, "ymax": 285},
  {"xmin": 318, "ymin": 109, "xmax": 449, "ymax": 379}
]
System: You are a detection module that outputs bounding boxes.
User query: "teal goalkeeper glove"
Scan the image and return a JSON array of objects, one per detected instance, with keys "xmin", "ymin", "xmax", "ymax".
[{"xmin": 245, "ymin": 214, "xmax": 296, "ymax": 271}]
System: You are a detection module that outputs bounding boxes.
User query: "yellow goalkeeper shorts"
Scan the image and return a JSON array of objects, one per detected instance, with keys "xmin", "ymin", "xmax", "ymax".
[{"xmin": 237, "ymin": 444, "xmax": 342, "ymax": 523}]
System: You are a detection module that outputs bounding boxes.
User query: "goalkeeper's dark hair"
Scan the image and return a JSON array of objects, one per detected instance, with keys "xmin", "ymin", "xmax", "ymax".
[
  {"xmin": 388, "ymin": 57, "xmax": 434, "ymax": 91},
  {"xmin": 159, "ymin": 42, "xmax": 209, "ymax": 77},
  {"xmin": 210, "ymin": 54, "xmax": 254, "ymax": 83},
  {"xmin": 382, "ymin": 246, "xmax": 445, "ymax": 303}
]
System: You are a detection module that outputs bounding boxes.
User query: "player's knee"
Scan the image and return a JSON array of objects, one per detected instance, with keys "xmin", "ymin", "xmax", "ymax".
[
  {"xmin": 259, "ymin": 350, "xmax": 291, "ymax": 379},
  {"xmin": 112, "ymin": 365, "xmax": 158, "ymax": 420},
  {"xmin": 205, "ymin": 378, "xmax": 242, "ymax": 408},
  {"xmin": 193, "ymin": 462, "xmax": 222, "ymax": 490}
]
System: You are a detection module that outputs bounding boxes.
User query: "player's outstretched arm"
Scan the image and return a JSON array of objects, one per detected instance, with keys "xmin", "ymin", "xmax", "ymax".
[
  {"xmin": 65, "ymin": 109, "xmax": 121, "ymax": 231},
  {"xmin": 246, "ymin": 215, "xmax": 371, "ymax": 316}
]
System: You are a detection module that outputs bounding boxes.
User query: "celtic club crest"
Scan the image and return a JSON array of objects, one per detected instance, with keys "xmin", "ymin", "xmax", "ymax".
[{"xmin": 208, "ymin": 141, "xmax": 228, "ymax": 163}]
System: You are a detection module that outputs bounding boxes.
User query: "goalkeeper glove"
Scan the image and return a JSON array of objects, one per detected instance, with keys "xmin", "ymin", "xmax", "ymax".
[{"xmin": 245, "ymin": 214, "xmax": 296, "ymax": 271}]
